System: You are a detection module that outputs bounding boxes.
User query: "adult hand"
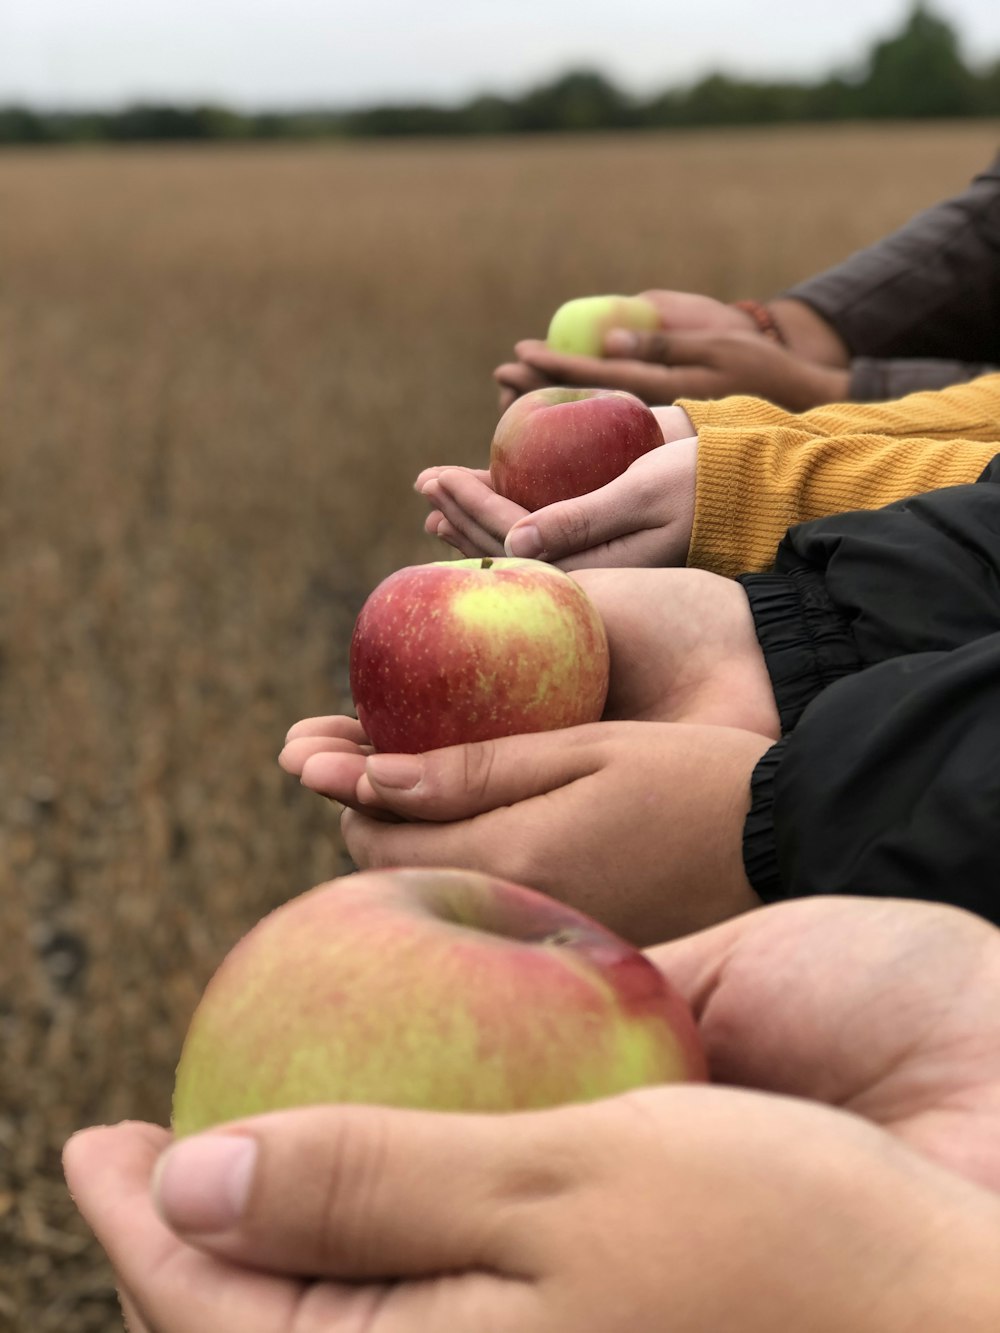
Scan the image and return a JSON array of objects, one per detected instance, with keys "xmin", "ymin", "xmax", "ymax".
[
  {"xmin": 655, "ymin": 894, "xmax": 1000, "ymax": 1187},
  {"xmin": 495, "ymin": 289, "xmax": 851, "ymax": 412},
  {"xmin": 286, "ymin": 564, "xmax": 778, "ymax": 751},
  {"xmin": 494, "ymin": 289, "xmax": 757, "ymax": 408},
  {"xmin": 567, "ymin": 567, "xmax": 779, "ymax": 736},
  {"xmin": 65, "ymin": 896, "xmax": 1000, "ymax": 1333},
  {"xmin": 281, "ymin": 720, "xmax": 772, "ymax": 945},
  {"xmin": 418, "ymin": 420, "xmax": 698, "ymax": 569},
  {"xmin": 498, "ymin": 329, "xmax": 850, "ymax": 412}
]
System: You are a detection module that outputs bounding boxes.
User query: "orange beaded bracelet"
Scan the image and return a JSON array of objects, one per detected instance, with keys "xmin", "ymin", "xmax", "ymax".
[{"xmin": 731, "ymin": 299, "xmax": 787, "ymax": 346}]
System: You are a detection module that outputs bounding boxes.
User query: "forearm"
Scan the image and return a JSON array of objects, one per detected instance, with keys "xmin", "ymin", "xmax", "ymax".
[
  {"xmin": 780, "ymin": 154, "xmax": 1000, "ymax": 361},
  {"xmin": 681, "ymin": 371, "xmax": 1000, "ymax": 442},
  {"xmin": 685, "ymin": 431, "xmax": 995, "ymax": 578},
  {"xmin": 767, "ymin": 296, "xmax": 850, "ymax": 366}
]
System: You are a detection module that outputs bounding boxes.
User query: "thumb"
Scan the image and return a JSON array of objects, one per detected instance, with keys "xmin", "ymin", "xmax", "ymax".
[
  {"xmin": 504, "ymin": 440, "xmax": 695, "ymax": 567},
  {"xmin": 504, "ymin": 476, "xmax": 647, "ymax": 562},
  {"xmin": 152, "ymin": 1103, "xmax": 558, "ymax": 1280},
  {"xmin": 358, "ymin": 728, "xmax": 600, "ymax": 820}
]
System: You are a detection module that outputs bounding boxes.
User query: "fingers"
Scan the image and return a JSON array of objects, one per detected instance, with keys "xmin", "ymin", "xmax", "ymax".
[
  {"xmin": 651, "ymin": 404, "xmax": 697, "ymax": 443},
  {"xmin": 63, "ymin": 1123, "xmax": 377, "ymax": 1333},
  {"xmin": 279, "ymin": 734, "xmax": 369, "ymax": 775},
  {"xmin": 414, "ymin": 465, "xmax": 492, "ymax": 492},
  {"xmin": 419, "ymin": 469, "xmax": 526, "ymax": 556},
  {"xmin": 118, "ymin": 1288, "xmax": 154, "ymax": 1333},
  {"xmin": 430, "ymin": 515, "xmax": 483, "ymax": 557},
  {"xmin": 504, "ymin": 439, "xmax": 696, "ymax": 568},
  {"xmin": 504, "ymin": 478, "xmax": 646, "ymax": 563},
  {"xmin": 297, "ymin": 749, "xmax": 380, "ymax": 814},
  {"xmin": 285, "ymin": 715, "xmax": 367, "ymax": 745},
  {"xmin": 424, "ymin": 512, "xmax": 486, "ymax": 558},
  {"xmin": 64, "ymin": 1124, "xmax": 217, "ymax": 1321},
  {"xmin": 603, "ymin": 328, "xmax": 719, "ymax": 367},
  {"xmin": 280, "ymin": 715, "xmax": 391, "ymax": 815},
  {"xmin": 150, "ymin": 1104, "xmax": 560, "ymax": 1281},
  {"xmin": 279, "ymin": 716, "xmax": 370, "ymax": 779},
  {"xmin": 512, "ymin": 340, "xmax": 661, "ymax": 392},
  {"xmin": 338, "ymin": 730, "xmax": 604, "ymax": 876},
  {"xmin": 492, "ymin": 356, "xmax": 554, "ymax": 405},
  {"xmin": 355, "ymin": 729, "xmax": 599, "ymax": 822}
]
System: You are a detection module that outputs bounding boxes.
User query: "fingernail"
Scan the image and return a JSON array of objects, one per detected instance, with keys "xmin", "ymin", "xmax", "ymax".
[
  {"xmin": 367, "ymin": 753, "xmax": 423, "ymax": 789},
  {"xmin": 153, "ymin": 1134, "xmax": 257, "ymax": 1234},
  {"xmin": 604, "ymin": 329, "xmax": 638, "ymax": 355},
  {"xmin": 505, "ymin": 525, "xmax": 543, "ymax": 559}
]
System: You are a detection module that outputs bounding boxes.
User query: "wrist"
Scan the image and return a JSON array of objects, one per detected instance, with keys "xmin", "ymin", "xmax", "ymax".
[
  {"xmin": 767, "ymin": 297, "xmax": 850, "ymax": 367},
  {"xmin": 730, "ymin": 299, "xmax": 787, "ymax": 345}
]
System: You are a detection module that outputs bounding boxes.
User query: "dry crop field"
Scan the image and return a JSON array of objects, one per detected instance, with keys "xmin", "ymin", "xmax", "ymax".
[{"xmin": 1, "ymin": 120, "xmax": 998, "ymax": 1329}]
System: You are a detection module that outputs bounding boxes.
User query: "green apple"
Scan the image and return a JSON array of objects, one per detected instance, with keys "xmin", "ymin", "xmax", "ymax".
[
  {"xmin": 172, "ymin": 867, "xmax": 708, "ymax": 1135},
  {"xmin": 547, "ymin": 294, "xmax": 660, "ymax": 357}
]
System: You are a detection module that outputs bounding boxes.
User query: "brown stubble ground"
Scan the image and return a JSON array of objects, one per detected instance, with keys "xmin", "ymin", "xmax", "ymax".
[{"xmin": 1, "ymin": 121, "xmax": 998, "ymax": 1329}]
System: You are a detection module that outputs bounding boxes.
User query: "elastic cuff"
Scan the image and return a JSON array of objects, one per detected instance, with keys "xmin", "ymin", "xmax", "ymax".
[
  {"xmin": 739, "ymin": 570, "xmax": 861, "ymax": 732},
  {"xmin": 742, "ymin": 741, "xmax": 786, "ymax": 902}
]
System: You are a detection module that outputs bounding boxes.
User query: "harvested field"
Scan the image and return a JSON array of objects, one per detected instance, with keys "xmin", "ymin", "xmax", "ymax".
[{"xmin": 2, "ymin": 120, "xmax": 998, "ymax": 1330}]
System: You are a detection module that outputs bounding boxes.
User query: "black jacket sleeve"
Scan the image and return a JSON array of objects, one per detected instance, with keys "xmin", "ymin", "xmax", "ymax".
[
  {"xmin": 744, "ymin": 636, "xmax": 1000, "ymax": 923},
  {"xmin": 740, "ymin": 453, "xmax": 1000, "ymax": 730},
  {"xmin": 783, "ymin": 151, "xmax": 1000, "ymax": 382},
  {"xmin": 738, "ymin": 454, "xmax": 1000, "ymax": 922}
]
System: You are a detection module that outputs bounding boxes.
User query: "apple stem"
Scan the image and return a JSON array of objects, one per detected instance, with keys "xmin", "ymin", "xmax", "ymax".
[
  {"xmin": 481, "ymin": 557, "xmax": 493, "ymax": 570},
  {"xmin": 544, "ymin": 929, "xmax": 579, "ymax": 948}
]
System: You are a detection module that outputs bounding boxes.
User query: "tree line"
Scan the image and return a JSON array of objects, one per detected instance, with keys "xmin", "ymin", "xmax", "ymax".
[{"xmin": 3, "ymin": 4, "xmax": 999, "ymax": 145}]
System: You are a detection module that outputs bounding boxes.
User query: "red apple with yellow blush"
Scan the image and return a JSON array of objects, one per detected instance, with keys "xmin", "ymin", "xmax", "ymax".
[
  {"xmin": 172, "ymin": 867, "xmax": 708, "ymax": 1135},
  {"xmin": 349, "ymin": 556, "xmax": 610, "ymax": 754}
]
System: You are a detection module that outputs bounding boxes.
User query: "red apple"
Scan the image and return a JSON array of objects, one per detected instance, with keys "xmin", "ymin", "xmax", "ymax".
[
  {"xmin": 172, "ymin": 867, "xmax": 707, "ymax": 1135},
  {"xmin": 349, "ymin": 555, "xmax": 609, "ymax": 753},
  {"xmin": 490, "ymin": 386, "xmax": 663, "ymax": 511}
]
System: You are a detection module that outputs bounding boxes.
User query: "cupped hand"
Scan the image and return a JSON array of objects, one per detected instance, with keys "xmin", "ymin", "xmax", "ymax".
[
  {"xmin": 282, "ymin": 565, "xmax": 778, "ymax": 762},
  {"xmin": 494, "ymin": 289, "xmax": 755, "ymax": 409},
  {"xmin": 417, "ymin": 428, "xmax": 698, "ymax": 569},
  {"xmin": 655, "ymin": 894, "xmax": 1000, "ymax": 1187},
  {"xmin": 65, "ymin": 896, "xmax": 1000, "ymax": 1333},
  {"xmin": 569, "ymin": 566, "xmax": 779, "ymax": 734},
  {"xmin": 500, "ymin": 328, "xmax": 849, "ymax": 412},
  {"xmin": 281, "ymin": 720, "xmax": 772, "ymax": 945}
]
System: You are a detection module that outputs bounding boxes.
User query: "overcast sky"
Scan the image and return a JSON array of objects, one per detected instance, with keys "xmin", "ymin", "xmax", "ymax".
[{"xmin": 3, "ymin": 0, "xmax": 1000, "ymax": 109}]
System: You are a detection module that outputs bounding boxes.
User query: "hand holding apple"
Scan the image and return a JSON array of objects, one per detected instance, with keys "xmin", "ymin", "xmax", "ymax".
[
  {"xmin": 68, "ymin": 895, "xmax": 1000, "ymax": 1333},
  {"xmin": 547, "ymin": 294, "xmax": 660, "ymax": 357},
  {"xmin": 282, "ymin": 718, "xmax": 771, "ymax": 944},
  {"xmin": 172, "ymin": 867, "xmax": 707, "ymax": 1135},
  {"xmin": 490, "ymin": 386, "xmax": 663, "ymax": 510},
  {"xmin": 349, "ymin": 555, "xmax": 609, "ymax": 753}
]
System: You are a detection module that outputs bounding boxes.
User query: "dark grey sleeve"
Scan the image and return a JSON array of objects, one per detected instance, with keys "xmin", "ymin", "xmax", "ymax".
[
  {"xmin": 784, "ymin": 152, "xmax": 1000, "ymax": 365},
  {"xmin": 848, "ymin": 356, "xmax": 1000, "ymax": 401}
]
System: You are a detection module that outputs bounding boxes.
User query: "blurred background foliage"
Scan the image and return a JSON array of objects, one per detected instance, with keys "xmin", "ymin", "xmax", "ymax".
[{"xmin": 1, "ymin": 3, "xmax": 997, "ymax": 144}]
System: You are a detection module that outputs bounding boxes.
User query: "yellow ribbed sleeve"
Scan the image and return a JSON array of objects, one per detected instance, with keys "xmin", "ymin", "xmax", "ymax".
[{"xmin": 677, "ymin": 374, "xmax": 1000, "ymax": 578}]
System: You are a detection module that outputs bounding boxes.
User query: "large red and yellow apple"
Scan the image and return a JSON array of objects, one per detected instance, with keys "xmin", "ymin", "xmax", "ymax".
[
  {"xmin": 547, "ymin": 294, "xmax": 660, "ymax": 357},
  {"xmin": 172, "ymin": 867, "xmax": 707, "ymax": 1135},
  {"xmin": 349, "ymin": 556, "xmax": 609, "ymax": 754},
  {"xmin": 490, "ymin": 386, "xmax": 663, "ymax": 510}
]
